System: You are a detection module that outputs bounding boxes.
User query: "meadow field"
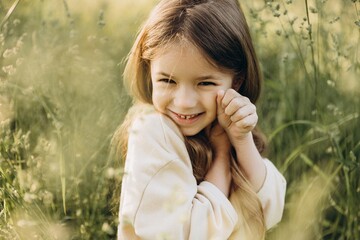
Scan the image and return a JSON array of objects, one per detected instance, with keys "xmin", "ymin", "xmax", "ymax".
[{"xmin": 0, "ymin": 0, "xmax": 359, "ymax": 239}]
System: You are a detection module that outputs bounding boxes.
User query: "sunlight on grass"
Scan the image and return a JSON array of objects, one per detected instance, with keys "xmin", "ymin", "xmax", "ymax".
[
  {"xmin": 271, "ymin": 167, "xmax": 335, "ymax": 240},
  {"xmin": 1, "ymin": 0, "xmax": 359, "ymax": 239}
]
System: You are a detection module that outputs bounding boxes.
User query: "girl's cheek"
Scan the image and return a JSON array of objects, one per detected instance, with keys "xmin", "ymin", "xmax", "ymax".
[
  {"xmin": 201, "ymin": 91, "xmax": 218, "ymax": 107},
  {"xmin": 152, "ymin": 88, "xmax": 163, "ymax": 100}
]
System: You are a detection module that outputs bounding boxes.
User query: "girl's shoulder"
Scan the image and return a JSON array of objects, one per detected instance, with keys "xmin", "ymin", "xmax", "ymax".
[
  {"xmin": 127, "ymin": 104, "xmax": 184, "ymax": 144},
  {"xmin": 125, "ymin": 104, "xmax": 190, "ymax": 166}
]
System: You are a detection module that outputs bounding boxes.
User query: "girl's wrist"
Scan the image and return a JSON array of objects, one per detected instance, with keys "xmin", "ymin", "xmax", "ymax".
[
  {"xmin": 208, "ymin": 154, "xmax": 231, "ymax": 179},
  {"xmin": 231, "ymin": 132, "xmax": 254, "ymax": 151},
  {"xmin": 204, "ymin": 159, "xmax": 232, "ymax": 197}
]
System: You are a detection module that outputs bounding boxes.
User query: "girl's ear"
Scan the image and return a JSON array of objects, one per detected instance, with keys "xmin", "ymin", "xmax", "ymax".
[{"xmin": 232, "ymin": 77, "xmax": 243, "ymax": 92}]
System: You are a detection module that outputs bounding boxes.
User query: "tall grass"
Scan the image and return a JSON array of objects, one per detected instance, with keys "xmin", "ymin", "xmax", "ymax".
[
  {"xmin": 0, "ymin": 0, "xmax": 154, "ymax": 238},
  {"xmin": 242, "ymin": 0, "xmax": 360, "ymax": 239},
  {"xmin": 0, "ymin": 0, "xmax": 359, "ymax": 239}
]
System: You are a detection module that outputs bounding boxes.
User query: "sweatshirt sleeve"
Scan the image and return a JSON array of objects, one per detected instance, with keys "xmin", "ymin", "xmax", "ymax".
[
  {"xmin": 118, "ymin": 112, "xmax": 237, "ymax": 240},
  {"xmin": 257, "ymin": 159, "xmax": 287, "ymax": 229}
]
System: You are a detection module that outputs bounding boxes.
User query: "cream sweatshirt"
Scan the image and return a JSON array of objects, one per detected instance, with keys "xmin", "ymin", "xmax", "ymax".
[{"xmin": 118, "ymin": 111, "xmax": 286, "ymax": 240}]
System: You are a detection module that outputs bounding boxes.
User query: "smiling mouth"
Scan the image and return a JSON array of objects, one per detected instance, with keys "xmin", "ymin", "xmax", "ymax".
[
  {"xmin": 170, "ymin": 110, "xmax": 202, "ymax": 120},
  {"xmin": 177, "ymin": 113, "xmax": 199, "ymax": 119}
]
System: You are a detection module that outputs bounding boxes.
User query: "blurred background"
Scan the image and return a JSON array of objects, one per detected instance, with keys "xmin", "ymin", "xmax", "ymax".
[{"xmin": 0, "ymin": 0, "xmax": 359, "ymax": 239}]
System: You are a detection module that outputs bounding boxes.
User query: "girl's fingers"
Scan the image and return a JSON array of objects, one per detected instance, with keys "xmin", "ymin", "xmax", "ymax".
[
  {"xmin": 216, "ymin": 90, "xmax": 225, "ymax": 116},
  {"xmin": 221, "ymin": 89, "xmax": 239, "ymax": 108},
  {"xmin": 234, "ymin": 113, "xmax": 258, "ymax": 129},
  {"xmin": 224, "ymin": 97, "xmax": 249, "ymax": 116},
  {"xmin": 218, "ymin": 88, "xmax": 257, "ymax": 131},
  {"xmin": 221, "ymin": 89, "xmax": 250, "ymax": 105},
  {"xmin": 217, "ymin": 90, "xmax": 225, "ymax": 106},
  {"xmin": 222, "ymin": 89, "xmax": 256, "ymax": 117},
  {"xmin": 229, "ymin": 104, "xmax": 256, "ymax": 122},
  {"xmin": 221, "ymin": 89, "xmax": 252, "ymax": 117}
]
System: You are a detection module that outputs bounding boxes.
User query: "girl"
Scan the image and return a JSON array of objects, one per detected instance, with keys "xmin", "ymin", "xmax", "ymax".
[{"xmin": 114, "ymin": 0, "xmax": 286, "ymax": 239}]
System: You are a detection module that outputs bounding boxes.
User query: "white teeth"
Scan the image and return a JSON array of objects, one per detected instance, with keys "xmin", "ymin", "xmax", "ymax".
[{"xmin": 179, "ymin": 114, "xmax": 197, "ymax": 119}]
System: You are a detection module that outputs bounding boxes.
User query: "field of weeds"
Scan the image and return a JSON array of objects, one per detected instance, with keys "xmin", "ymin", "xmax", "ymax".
[{"xmin": 0, "ymin": 0, "xmax": 359, "ymax": 239}]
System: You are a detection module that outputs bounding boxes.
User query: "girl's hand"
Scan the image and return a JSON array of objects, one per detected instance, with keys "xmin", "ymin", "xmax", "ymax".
[
  {"xmin": 216, "ymin": 89, "xmax": 258, "ymax": 146},
  {"xmin": 216, "ymin": 89, "xmax": 266, "ymax": 192}
]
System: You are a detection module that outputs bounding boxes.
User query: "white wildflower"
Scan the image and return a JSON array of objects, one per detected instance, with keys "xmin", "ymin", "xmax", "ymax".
[
  {"xmin": 24, "ymin": 192, "xmax": 38, "ymax": 203},
  {"xmin": 30, "ymin": 180, "xmax": 40, "ymax": 192},
  {"xmin": 16, "ymin": 57, "xmax": 24, "ymax": 66},
  {"xmin": 76, "ymin": 209, "xmax": 82, "ymax": 217},
  {"xmin": 102, "ymin": 222, "xmax": 115, "ymax": 235},
  {"xmin": 17, "ymin": 219, "xmax": 37, "ymax": 227},
  {"xmin": 2, "ymin": 48, "xmax": 17, "ymax": 58},
  {"xmin": 41, "ymin": 190, "xmax": 54, "ymax": 206},
  {"xmin": 106, "ymin": 167, "xmax": 116, "ymax": 179},
  {"xmin": 327, "ymin": 80, "xmax": 335, "ymax": 87},
  {"xmin": 13, "ymin": 19, "xmax": 21, "ymax": 26},
  {"xmin": 2, "ymin": 65, "xmax": 16, "ymax": 75}
]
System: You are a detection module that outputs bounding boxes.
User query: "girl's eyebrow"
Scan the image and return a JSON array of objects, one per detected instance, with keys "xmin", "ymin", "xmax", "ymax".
[
  {"xmin": 157, "ymin": 72, "xmax": 173, "ymax": 78},
  {"xmin": 157, "ymin": 71, "xmax": 217, "ymax": 81},
  {"xmin": 195, "ymin": 75, "xmax": 217, "ymax": 81}
]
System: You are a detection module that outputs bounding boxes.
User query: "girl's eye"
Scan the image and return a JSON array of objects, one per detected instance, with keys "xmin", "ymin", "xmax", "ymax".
[
  {"xmin": 199, "ymin": 81, "xmax": 216, "ymax": 86},
  {"xmin": 159, "ymin": 78, "xmax": 176, "ymax": 84}
]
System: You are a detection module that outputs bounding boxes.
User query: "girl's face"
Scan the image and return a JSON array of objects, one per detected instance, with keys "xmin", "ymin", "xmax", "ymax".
[{"xmin": 150, "ymin": 42, "xmax": 234, "ymax": 136}]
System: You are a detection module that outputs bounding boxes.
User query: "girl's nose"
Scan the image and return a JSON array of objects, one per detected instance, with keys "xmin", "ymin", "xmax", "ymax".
[{"xmin": 173, "ymin": 86, "xmax": 197, "ymax": 109}]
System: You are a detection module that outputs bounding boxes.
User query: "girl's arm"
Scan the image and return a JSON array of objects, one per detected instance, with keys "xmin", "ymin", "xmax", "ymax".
[
  {"xmin": 204, "ymin": 151, "xmax": 232, "ymax": 197},
  {"xmin": 204, "ymin": 122, "xmax": 232, "ymax": 197},
  {"xmin": 216, "ymin": 89, "xmax": 266, "ymax": 191},
  {"xmin": 232, "ymin": 133, "xmax": 266, "ymax": 192},
  {"xmin": 217, "ymin": 90, "xmax": 286, "ymax": 229},
  {"xmin": 118, "ymin": 112, "xmax": 238, "ymax": 240}
]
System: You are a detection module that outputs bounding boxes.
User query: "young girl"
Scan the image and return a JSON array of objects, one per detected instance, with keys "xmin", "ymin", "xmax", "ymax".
[{"xmin": 115, "ymin": 0, "xmax": 286, "ymax": 239}]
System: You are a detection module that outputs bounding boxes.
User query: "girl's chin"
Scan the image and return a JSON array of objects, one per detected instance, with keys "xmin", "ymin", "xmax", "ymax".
[
  {"xmin": 179, "ymin": 126, "xmax": 208, "ymax": 137},
  {"xmin": 179, "ymin": 128, "xmax": 198, "ymax": 137}
]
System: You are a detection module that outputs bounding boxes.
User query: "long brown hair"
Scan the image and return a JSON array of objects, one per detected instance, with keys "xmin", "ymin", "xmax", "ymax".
[{"xmin": 116, "ymin": 0, "xmax": 266, "ymax": 239}]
